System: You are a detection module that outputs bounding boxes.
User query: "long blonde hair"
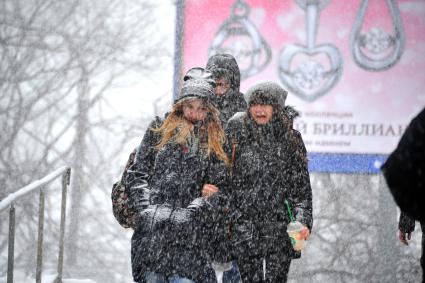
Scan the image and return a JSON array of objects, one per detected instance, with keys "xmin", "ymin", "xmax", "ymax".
[{"xmin": 152, "ymin": 99, "xmax": 229, "ymax": 165}]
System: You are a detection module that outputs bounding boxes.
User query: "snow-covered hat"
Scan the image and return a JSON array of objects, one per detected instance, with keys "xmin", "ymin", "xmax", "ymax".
[
  {"xmin": 175, "ymin": 68, "xmax": 216, "ymax": 104},
  {"xmin": 183, "ymin": 67, "xmax": 216, "ymax": 86},
  {"xmin": 246, "ymin": 81, "xmax": 287, "ymax": 109}
]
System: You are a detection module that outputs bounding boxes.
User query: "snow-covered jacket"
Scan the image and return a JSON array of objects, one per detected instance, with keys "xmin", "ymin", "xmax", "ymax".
[
  {"xmin": 125, "ymin": 120, "xmax": 227, "ymax": 282},
  {"xmin": 206, "ymin": 54, "xmax": 247, "ymax": 125},
  {"xmin": 212, "ymin": 89, "xmax": 247, "ymax": 125},
  {"xmin": 225, "ymin": 107, "xmax": 313, "ymax": 258}
]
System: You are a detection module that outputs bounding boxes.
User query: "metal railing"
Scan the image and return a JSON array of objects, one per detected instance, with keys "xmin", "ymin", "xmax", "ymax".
[{"xmin": 0, "ymin": 166, "xmax": 71, "ymax": 283}]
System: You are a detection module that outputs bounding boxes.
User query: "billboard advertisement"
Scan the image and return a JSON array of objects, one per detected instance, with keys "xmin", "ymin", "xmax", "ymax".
[{"xmin": 175, "ymin": 0, "xmax": 425, "ymax": 173}]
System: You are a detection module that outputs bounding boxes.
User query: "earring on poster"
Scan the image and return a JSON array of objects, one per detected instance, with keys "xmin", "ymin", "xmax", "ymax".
[
  {"xmin": 209, "ymin": 0, "xmax": 272, "ymax": 80},
  {"xmin": 278, "ymin": 0, "xmax": 343, "ymax": 102},
  {"xmin": 350, "ymin": 0, "xmax": 405, "ymax": 72}
]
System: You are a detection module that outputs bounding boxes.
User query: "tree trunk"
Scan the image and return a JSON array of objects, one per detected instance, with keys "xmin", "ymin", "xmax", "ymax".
[{"xmin": 66, "ymin": 70, "xmax": 90, "ymax": 268}]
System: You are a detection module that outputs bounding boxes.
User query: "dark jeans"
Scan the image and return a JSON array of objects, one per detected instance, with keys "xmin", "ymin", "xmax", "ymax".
[{"xmin": 213, "ymin": 261, "xmax": 241, "ymax": 283}]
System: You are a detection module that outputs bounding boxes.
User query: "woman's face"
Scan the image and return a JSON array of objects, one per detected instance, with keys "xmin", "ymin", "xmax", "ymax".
[
  {"xmin": 182, "ymin": 98, "xmax": 208, "ymax": 123},
  {"xmin": 249, "ymin": 104, "xmax": 273, "ymax": 125}
]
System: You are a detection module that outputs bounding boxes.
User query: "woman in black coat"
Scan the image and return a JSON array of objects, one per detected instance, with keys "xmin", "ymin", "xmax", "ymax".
[
  {"xmin": 125, "ymin": 75, "xmax": 229, "ymax": 283},
  {"xmin": 222, "ymin": 81, "xmax": 313, "ymax": 282}
]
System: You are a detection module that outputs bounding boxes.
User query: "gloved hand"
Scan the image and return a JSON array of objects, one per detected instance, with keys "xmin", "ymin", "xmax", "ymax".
[
  {"xmin": 187, "ymin": 197, "xmax": 207, "ymax": 212},
  {"xmin": 129, "ymin": 183, "xmax": 150, "ymax": 213},
  {"xmin": 138, "ymin": 204, "xmax": 173, "ymax": 231},
  {"xmin": 143, "ymin": 203, "xmax": 200, "ymax": 230}
]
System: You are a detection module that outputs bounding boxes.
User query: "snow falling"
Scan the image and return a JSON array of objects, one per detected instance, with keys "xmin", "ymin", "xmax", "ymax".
[{"xmin": 1, "ymin": 1, "xmax": 424, "ymax": 283}]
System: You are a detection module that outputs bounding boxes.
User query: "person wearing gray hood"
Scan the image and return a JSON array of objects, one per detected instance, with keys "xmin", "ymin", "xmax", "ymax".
[
  {"xmin": 206, "ymin": 53, "xmax": 247, "ymax": 125},
  {"xmin": 220, "ymin": 81, "xmax": 313, "ymax": 282}
]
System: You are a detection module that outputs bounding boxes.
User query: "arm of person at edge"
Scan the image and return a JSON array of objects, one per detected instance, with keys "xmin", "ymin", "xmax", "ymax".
[
  {"xmin": 124, "ymin": 117, "xmax": 162, "ymax": 214},
  {"xmin": 288, "ymin": 130, "xmax": 313, "ymax": 241},
  {"xmin": 399, "ymin": 211, "xmax": 415, "ymax": 246}
]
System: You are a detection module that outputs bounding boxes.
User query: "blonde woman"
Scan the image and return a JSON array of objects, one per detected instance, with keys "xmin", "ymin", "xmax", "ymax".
[{"xmin": 126, "ymin": 69, "xmax": 229, "ymax": 283}]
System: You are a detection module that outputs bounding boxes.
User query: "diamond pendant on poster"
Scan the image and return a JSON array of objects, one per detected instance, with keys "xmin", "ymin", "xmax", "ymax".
[{"xmin": 175, "ymin": 0, "xmax": 425, "ymax": 173}]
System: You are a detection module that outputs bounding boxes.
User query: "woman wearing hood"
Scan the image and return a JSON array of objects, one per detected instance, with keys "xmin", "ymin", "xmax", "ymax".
[
  {"xmin": 221, "ymin": 81, "xmax": 313, "ymax": 282},
  {"xmin": 126, "ymin": 74, "xmax": 229, "ymax": 283}
]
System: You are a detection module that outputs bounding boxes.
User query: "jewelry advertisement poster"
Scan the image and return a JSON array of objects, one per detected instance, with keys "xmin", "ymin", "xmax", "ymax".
[{"xmin": 178, "ymin": 0, "xmax": 425, "ymax": 172}]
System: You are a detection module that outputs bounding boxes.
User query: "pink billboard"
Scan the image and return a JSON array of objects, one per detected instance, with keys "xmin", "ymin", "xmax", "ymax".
[{"xmin": 176, "ymin": 0, "xmax": 425, "ymax": 172}]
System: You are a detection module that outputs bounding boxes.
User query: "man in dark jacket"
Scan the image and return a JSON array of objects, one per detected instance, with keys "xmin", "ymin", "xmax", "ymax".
[
  {"xmin": 381, "ymin": 107, "xmax": 425, "ymax": 222},
  {"xmin": 206, "ymin": 53, "xmax": 247, "ymax": 125},
  {"xmin": 224, "ymin": 81, "xmax": 313, "ymax": 282},
  {"xmin": 382, "ymin": 107, "xmax": 425, "ymax": 282}
]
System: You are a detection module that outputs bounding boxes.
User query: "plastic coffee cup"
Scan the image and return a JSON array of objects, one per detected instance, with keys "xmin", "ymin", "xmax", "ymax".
[{"xmin": 286, "ymin": 221, "xmax": 306, "ymax": 251}]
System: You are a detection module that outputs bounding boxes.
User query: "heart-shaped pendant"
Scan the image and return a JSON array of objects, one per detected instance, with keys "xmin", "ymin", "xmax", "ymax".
[
  {"xmin": 278, "ymin": 0, "xmax": 343, "ymax": 102},
  {"xmin": 279, "ymin": 43, "xmax": 343, "ymax": 102}
]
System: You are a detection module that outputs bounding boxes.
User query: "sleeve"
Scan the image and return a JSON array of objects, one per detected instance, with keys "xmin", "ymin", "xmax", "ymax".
[
  {"xmin": 187, "ymin": 147, "xmax": 233, "ymax": 240},
  {"xmin": 399, "ymin": 211, "xmax": 415, "ymax": 233},
  {"xmin": 147, "ymin": 143, "xmax": 182, "ymax": 205},
  {"xmin": 381, "ymin": 107, "xmax": 425, "ymax": 222},
  {"xmin": 205, "ymin": 154, "xmax": 229, "ymax": 190},
  {"xmin": 124, "ymin": 117, "xmax": 161, "ymax": 213},
  {"xmin": 288, "ymin": 130, "xmax": 313, "ymax": 231},
  {"xmin": 225, "ymin": 112, "xmax": 245, "ymax": 143}
]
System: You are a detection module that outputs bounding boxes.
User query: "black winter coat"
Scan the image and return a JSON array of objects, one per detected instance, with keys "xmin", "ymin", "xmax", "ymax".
[
  {"xmin": 125, "ymin": 121, "xmax": 227, "ymax": 282},
  {"xmin": 213, "ymin": 89, "xmax": 247, "ymax": 126},
  {"xmin": 382, "ymin": 107, "xmax": 425, "ymax": 222},
  {"xmin": 225, "ymin": 109, "xmax": 313, "ymax": 259}
]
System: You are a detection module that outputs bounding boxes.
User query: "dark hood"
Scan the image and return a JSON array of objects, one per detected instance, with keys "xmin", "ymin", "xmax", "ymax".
[{"xmin": 206, "ymin": 53, "xmax": 241, "ymax": 92}]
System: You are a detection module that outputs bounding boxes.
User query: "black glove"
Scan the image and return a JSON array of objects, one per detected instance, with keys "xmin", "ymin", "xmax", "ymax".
[{"xmin": 129, "ymin": 183, "xmax": 150, "ymax": 213}]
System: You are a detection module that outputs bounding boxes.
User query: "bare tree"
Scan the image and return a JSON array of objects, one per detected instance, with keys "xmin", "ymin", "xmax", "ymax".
[
  {"xmin": 0, "ymin": 0, "xmax": 171, "ymax": 281},
  {"xmin": 288, "ymin": 173, "xmax": 422, "ymax": 283}
]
